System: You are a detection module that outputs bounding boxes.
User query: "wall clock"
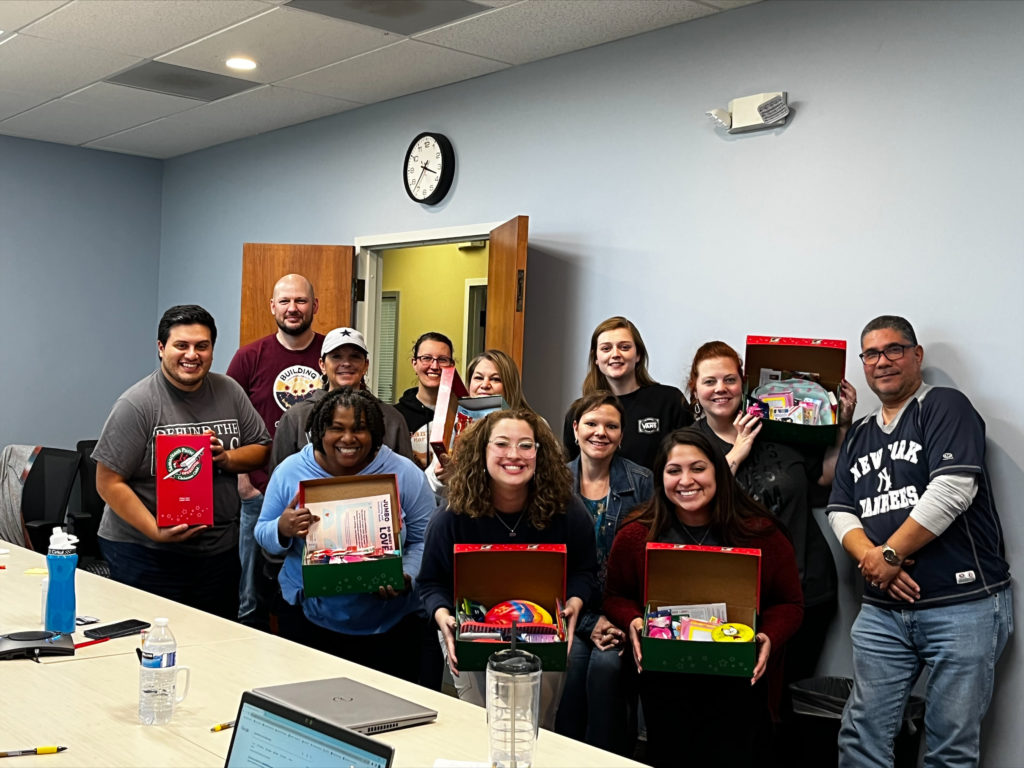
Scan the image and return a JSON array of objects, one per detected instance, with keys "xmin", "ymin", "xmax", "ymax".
[{"xmin": 403, "ymin": 132, "xmax": 455, "ymax": 205}]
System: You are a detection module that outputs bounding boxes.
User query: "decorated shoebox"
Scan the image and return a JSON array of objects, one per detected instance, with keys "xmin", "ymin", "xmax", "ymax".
[
  {"xmin": 454, "ymin": 543, "xmax": 568, "ymax": 671},
  {"xmin": 641, "ymin": 543, "xmax": 760, "ymax": 677},
  {"xmin": 155, "ymin": 434, "xmax": 213, "ymax": 526},
  {"xmin": 429, "ymin": 366, "xmax": 470, "ymax": 459},
  {"xmin": 298, "ymin": 474, "xmax": 403, "ymax": 597},
  {"xmin": 744, "ymin": 335, "xmax": 847, "ymax": 446}
]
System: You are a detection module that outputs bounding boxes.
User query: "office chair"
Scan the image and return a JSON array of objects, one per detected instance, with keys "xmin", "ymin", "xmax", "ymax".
[
  {"xmin": 22, "ymin": 447, "xmax": 81, "ymax": 552},
  {"xmin": 73, "ymin": 439, "xmax": 103, "ymax": 558}
]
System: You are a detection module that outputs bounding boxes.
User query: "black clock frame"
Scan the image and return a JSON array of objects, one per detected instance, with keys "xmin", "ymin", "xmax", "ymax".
[{"xmin": 403, "ymin": 132, "xmax": 455, "ymax": 205}]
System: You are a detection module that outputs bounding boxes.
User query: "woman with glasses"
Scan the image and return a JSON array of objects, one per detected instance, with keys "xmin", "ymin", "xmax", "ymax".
[
  {"xmin": 555, "ymin": 390, "xmax": 653, "ymax": 754},
  {"xmin": 418, "ymin": 408, "xmax": 599, "ymax": 728},
  {"xmin": 604, "ymin": 427, "xmax": 804, "ymax": 766},
  {"xmin": 563, "ymin": 316, "xmax": 692, "ymax": 470},
  {"xmin": 395, "ymin": 331, "xmax": 456, "ymax": 468},
  {"xmin": 684, "ymin": 340, "xmax": 856, "ymax": 755},
  {"xmin": 255, "ymin": 387, "xmax": 438, "ymax": 682}
]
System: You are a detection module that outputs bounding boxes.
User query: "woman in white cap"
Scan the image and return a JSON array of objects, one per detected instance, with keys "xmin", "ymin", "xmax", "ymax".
[{"xmin": 269, "ymin": 327, "xmax": 414, "ymax": 474}]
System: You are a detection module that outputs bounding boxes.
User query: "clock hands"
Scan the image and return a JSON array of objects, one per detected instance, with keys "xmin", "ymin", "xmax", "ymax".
[{"xmin": 412, "ymin": 161, "xmax": 439, "ymax": 196}]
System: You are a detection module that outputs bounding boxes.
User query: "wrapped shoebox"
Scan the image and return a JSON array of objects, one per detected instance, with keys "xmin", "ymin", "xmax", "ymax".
[
  {"xmin": 299, "ymin": 474, "xmax": 403, "ymax": 596},
  {"xmin": 641, "ymin": 543, "xmax": 760, "ymax": 677},
  {"xmin": 454, "ymin": 543, "xmax": 568, "ymax": 671},
  {"xmin": 745, "ymin": 335, "xmax": 846, "ymax": 446}
]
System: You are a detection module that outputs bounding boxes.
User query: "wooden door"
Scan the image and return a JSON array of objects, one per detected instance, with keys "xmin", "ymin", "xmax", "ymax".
[
  {"xmin": 239, "ymin": 243, "xmax": 355, "ymax": 347},
  {"xmin": 486, "ymin": 216, "xmax": 529, "ymax": 372}
]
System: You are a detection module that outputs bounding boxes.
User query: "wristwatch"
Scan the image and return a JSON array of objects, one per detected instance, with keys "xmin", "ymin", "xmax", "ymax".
[{"xmin": 882, "ymin": 544, "xmax": 902, "ymax": 566}]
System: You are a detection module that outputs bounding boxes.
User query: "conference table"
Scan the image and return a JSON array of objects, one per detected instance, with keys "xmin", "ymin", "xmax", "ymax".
[{"xmin": 0, "ymin": 545, "xmax": 643, "ymax": 767}]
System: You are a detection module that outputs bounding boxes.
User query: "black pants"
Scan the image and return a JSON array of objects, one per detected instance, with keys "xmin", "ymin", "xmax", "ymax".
[{"xmin": 275, "ymin": 599, "xmax": 424, "ymax": 684}]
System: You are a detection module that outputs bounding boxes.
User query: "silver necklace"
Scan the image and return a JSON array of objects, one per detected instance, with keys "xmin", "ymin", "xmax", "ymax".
[
  {"xmin": 681, "ymin": 524, "xmax": 711, "ymax": 546},
  {"xmin": 494, "ymin": 511, "xmax": 526, "ymax": 538}
]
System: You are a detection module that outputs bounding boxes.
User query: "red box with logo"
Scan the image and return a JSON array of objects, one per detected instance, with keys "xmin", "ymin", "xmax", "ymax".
[{"xmin": 155, "ymin": 434, "xmax": 213, "ymax": 526}]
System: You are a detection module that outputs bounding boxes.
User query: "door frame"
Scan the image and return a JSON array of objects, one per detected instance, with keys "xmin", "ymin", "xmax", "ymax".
[{"xmin": 354, "ymin": 221, "xmax": 504, "ymax": 369}]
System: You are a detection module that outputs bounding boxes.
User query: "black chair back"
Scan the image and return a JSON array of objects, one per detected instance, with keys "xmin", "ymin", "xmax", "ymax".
[
  {"xmin": 74, "ymin": 439, "xmax": 103, "ymax": 557},
  {"xmin": 22, "ymin": 447, "xmax": 81, "ymax": 552}
]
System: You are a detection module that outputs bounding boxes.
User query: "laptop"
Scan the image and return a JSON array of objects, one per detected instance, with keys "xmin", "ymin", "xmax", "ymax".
[
  {"xmin": 225, "ymin": 690, "xmax": 394, "ymax": 768},
  {"xmin": 253, "ymin": 677, "xmax": 438, "ymax": 735}
]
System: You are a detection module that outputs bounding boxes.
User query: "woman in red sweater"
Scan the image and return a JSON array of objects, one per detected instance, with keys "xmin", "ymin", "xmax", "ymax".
[{"xmin": 603, "ymin": 427, "xmax": 803, "ymax": 766}]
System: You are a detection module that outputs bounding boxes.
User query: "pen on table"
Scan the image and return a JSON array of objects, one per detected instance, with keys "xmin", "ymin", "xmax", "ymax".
[
  {"xmin": 210, "ymin": 720, "xmax": 235, "ymax": 732},
  {"xmin": 0, "ymin": 747, "xmax": 68, "ymax": 757},
  {"xmin": 73, "ymin": 637, "xmax": 110, "ymax": 650}
]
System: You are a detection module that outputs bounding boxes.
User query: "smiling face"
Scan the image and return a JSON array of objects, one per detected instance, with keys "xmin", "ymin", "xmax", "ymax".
[
  {"xmin": 321, "ymin": 345, "xmax": 369, "ymax": 390},
  {"xmin": 469, "ymin": 358, "xmax": 503, "ymax": 397},
  {"xmin": 316, "ymin": 405, "xmax": 374, "ymax": 476},
  {"xmin": 412, "ymin": 339, "xmax": 454, "ymax": 391},
  {"xmin": 695, "ymin": 357, "xmax": 744, "ymax": 422},
  {"xmin": 595, "ymin": 328, "xmax": 638, "ymax": 383},
  {"xmin": 158, "ymin": 323, "xmax": 213, "ymax": 392},
  {"xmin": 573, "ymin": 404, "xmax": 623, "ymax": 463},
  {"xmin": 271, "ymin": 275, "xmax": 317, "ymax": 337},
  {"xmin": 485, "ymin": 418, "xmax": 537, "ymax": 493},
  {"xmin": 662, "ymin": 443, "xmax": 717, "ymax": 525},
  {"xmin": 861, "ymin": 328, "xmax": 923, "ymax": 408}
]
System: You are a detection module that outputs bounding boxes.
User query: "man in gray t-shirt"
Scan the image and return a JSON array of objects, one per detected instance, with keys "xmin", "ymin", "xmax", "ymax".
[{"xmin": 93, "ymin": 305, "xmax": 271, "ymax": 619}]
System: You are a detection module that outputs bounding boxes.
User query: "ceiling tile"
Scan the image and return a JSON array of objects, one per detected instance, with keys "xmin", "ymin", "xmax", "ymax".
[
  {"xmin": 417, "ymin": 0, "xmax": 717, "ymax": 65},
  {"xmin": 281, "ymin": 39, "xmax": 507, "ymax": 104},
  {"xmin": 0, "ymin": 1, "xmax": 68, "ymax": 34},
  {"xmin": 286, "ymin": 0, "xmax": 491, "ymax": 37},
  {"xmin": 85, "ymin": 117, "xmax": 243, "ymax": 159},
  {"xmin": 0, "ymin": 34, "xmax": 140, "ymax": 100},
  {"xmin": 0, "ymin": 87, "xmax": 48, "ymax": 121},
  {"xmin": 107, "ymin": 61, "xmax": 260, "ymax": 101},
  {"xmin": 159, "ymin": 6, "xmax": 395, "ymax": 84},
  {"xmin": 21, "ymin": 0, "xmax": 271, "ymax": 58}
]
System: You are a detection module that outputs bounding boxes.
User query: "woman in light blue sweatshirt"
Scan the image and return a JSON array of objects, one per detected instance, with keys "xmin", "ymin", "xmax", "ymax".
[{"xmin": 256, "ymin": 387, "xmax": 437, "ymax": 682}]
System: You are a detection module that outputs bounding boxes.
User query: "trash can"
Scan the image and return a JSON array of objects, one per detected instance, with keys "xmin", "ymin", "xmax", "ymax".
[{"xmin": 789, "ymin": 677, "xmax": 924, "ymax": 767}]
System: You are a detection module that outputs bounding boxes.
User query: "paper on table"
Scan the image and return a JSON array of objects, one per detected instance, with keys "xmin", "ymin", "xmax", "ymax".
[{"xmin": 306, "ymin": 493, "xmax": 396, "ymax": 552}]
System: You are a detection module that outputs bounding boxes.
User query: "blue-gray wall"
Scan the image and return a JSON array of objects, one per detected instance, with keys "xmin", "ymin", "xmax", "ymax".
[
  {"xmin": 0, "ymin": 135, "xmax": 162, "ymax": 448},
  {"xmin": 5, "ymin": 1, "xmax": 1022, "ymax": 762}
]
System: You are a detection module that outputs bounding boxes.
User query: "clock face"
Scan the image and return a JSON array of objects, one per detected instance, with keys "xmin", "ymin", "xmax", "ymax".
[{"xmin": 404, "ymin": 132, "xmax": 455, "ymax": 205}]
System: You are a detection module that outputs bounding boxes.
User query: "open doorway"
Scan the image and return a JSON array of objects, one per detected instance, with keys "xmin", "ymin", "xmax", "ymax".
[{"xmin": 354, "ymin": 217, "xmax": 527, "ymax": 403}]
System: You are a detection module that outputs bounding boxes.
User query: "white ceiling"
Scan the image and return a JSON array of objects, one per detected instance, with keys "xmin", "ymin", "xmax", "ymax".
[{"xmin": 0, "ymin": 0, "xmax": 758, "ymax": 159}]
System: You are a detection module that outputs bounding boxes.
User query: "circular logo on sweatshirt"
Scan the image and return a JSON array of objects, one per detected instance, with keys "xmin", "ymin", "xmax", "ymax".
[
  {"xmin": 274, "ymin": 365, "xmax": 321, "ymax": 411},
  {"xmin": 165, "ymin": 446, "xmax": 202, "ymax": 481}
]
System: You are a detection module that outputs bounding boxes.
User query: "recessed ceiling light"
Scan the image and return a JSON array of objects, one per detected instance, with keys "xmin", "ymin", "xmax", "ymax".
[{"xmin": 226, "ymin": 57, "xmax": 257, "ymax": 71}]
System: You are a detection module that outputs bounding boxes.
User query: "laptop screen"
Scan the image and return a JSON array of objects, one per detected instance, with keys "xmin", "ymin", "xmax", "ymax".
[{"xmin": 225, "ymin": 692, "xmax": 393, "ymax": 768}]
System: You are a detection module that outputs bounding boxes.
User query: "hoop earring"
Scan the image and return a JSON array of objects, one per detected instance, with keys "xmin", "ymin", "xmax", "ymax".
[{"xmin": 693, "ymin": 400, "xmax": 702, "ymax": 417}]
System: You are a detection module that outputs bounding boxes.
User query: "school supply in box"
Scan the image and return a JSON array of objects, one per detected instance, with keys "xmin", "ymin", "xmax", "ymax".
[
  {"xmin": 642, "ymin": 544, "xmax": 761, "ymax": 677},
  {"xmin": 428, "ymin": 366, "xmax": 469, "ymax": 459},
  {"xmin": 745, "ymin": 336, "xmax": 847, "ymax": 445},
  {"xmin": 453, "ymin": 544, "xmax": 568, "ymax": 670},
  {"xmin": 299, "ymin": 475, "xmax": 403, "ymax": 596},
  {"xmin": 155, "ymin": 434, "xmax": 213, "ymax": 526}
]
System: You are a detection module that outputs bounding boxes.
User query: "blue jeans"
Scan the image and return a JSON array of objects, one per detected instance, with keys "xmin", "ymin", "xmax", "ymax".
[
  {"xmin": 238, "ymin": 492, "xmax": 264, "ymax": 620},
  {"xmin": 839, "ymin": 588, "xmax": 1013, "ymax": 768}
]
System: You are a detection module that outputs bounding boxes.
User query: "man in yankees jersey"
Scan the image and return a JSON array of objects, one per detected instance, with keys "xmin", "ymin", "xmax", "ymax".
[{"xmin": 827, "ymin": 315, "xmax": 1011, "ymax": 768}]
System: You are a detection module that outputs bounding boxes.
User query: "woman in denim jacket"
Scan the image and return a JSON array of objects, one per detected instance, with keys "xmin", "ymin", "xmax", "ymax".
[{"xmin": 555, "ymin": 391, "xmax": 653, "ymax": 754}]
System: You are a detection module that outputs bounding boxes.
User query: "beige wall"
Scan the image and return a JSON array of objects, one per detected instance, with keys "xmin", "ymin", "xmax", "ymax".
[{"xmin": 381, "ymin": 242, "xmax": 489, "ymax": 394}]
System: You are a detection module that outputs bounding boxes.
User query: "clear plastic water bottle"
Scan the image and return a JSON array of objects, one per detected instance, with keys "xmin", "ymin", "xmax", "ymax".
[
  {"xmin": 44, "ymin": 527, "xmax": 77, "ymax": 635},
  {"xmin": 138, "ymin": 618, "xmax": 190, "ymax": 725}
]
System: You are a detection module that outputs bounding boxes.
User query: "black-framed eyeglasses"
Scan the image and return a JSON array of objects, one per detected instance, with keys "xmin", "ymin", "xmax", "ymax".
[
  {"xmin": 414, "ymin": 355, "xmax": 455, "ymax": 367},
  {"xmin": 859, "ymin": 344, "xmax": 915, "ymax": 364}
]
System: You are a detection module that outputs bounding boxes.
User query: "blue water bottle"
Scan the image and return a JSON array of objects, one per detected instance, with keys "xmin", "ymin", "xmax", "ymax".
[{"xmin": 45, "ymin": 527, "xmax": 77, "ymax": 635}]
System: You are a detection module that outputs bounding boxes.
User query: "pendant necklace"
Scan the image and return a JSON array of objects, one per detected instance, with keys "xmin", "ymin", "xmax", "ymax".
[
  {"xmin": 681, "ymin": 524, "xmax": 711, "ymax": 546},
  {"xmin": 495, "ymin": 510, "xmax": 526, "ymax": 538}
]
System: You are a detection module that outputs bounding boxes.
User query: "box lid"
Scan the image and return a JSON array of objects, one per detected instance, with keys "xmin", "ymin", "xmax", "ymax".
[
  {"xmin": 644, "ymin": 544, "xmax": 761, "ymax": 622},
  {"xmin": 429, "ymin": 366, "xmax": 470, "ymax": 457},
  {"xmin": 745, "ymin": 335, "xmax": 846, "ymax": 392},
  {"xmin": 299, "ymin": 473, "xmax": 402, "ymax": 539},
  {"xmin": 454, "ymin": 543, "xmax": 566, "ymax": 608}
]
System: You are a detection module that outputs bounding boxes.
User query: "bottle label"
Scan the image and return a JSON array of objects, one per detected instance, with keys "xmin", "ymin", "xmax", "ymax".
[
  {"xmin": 48, "ymin": 548, "xmax": 76, "ymax": 556},
  {"xmin": 141, "ymin": 651, "xmax": 176, "ymax": 668}
]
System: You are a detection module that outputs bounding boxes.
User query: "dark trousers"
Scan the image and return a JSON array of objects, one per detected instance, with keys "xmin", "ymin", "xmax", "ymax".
[
  {"xmin": 99, "ymin": 537, "xmax": 240, "ymax": 621},
  {"xmin": 275, "ymin": 598, "xmax": 424, "ymax": 684},
  {"xmin": 640, "ymin": 670, "xmax": 769, "ymax": 768}
]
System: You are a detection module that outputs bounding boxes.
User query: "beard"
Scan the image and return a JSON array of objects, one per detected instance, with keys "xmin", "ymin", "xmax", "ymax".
[{"xmin": 277, "ymin": 315, "xmax": 312, "ymax": 336}]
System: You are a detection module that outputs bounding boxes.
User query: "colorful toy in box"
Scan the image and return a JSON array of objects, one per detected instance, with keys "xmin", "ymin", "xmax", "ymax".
[{"xmin": 485, "ymin": 599, "xmax": 553, "ymax": 625}]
